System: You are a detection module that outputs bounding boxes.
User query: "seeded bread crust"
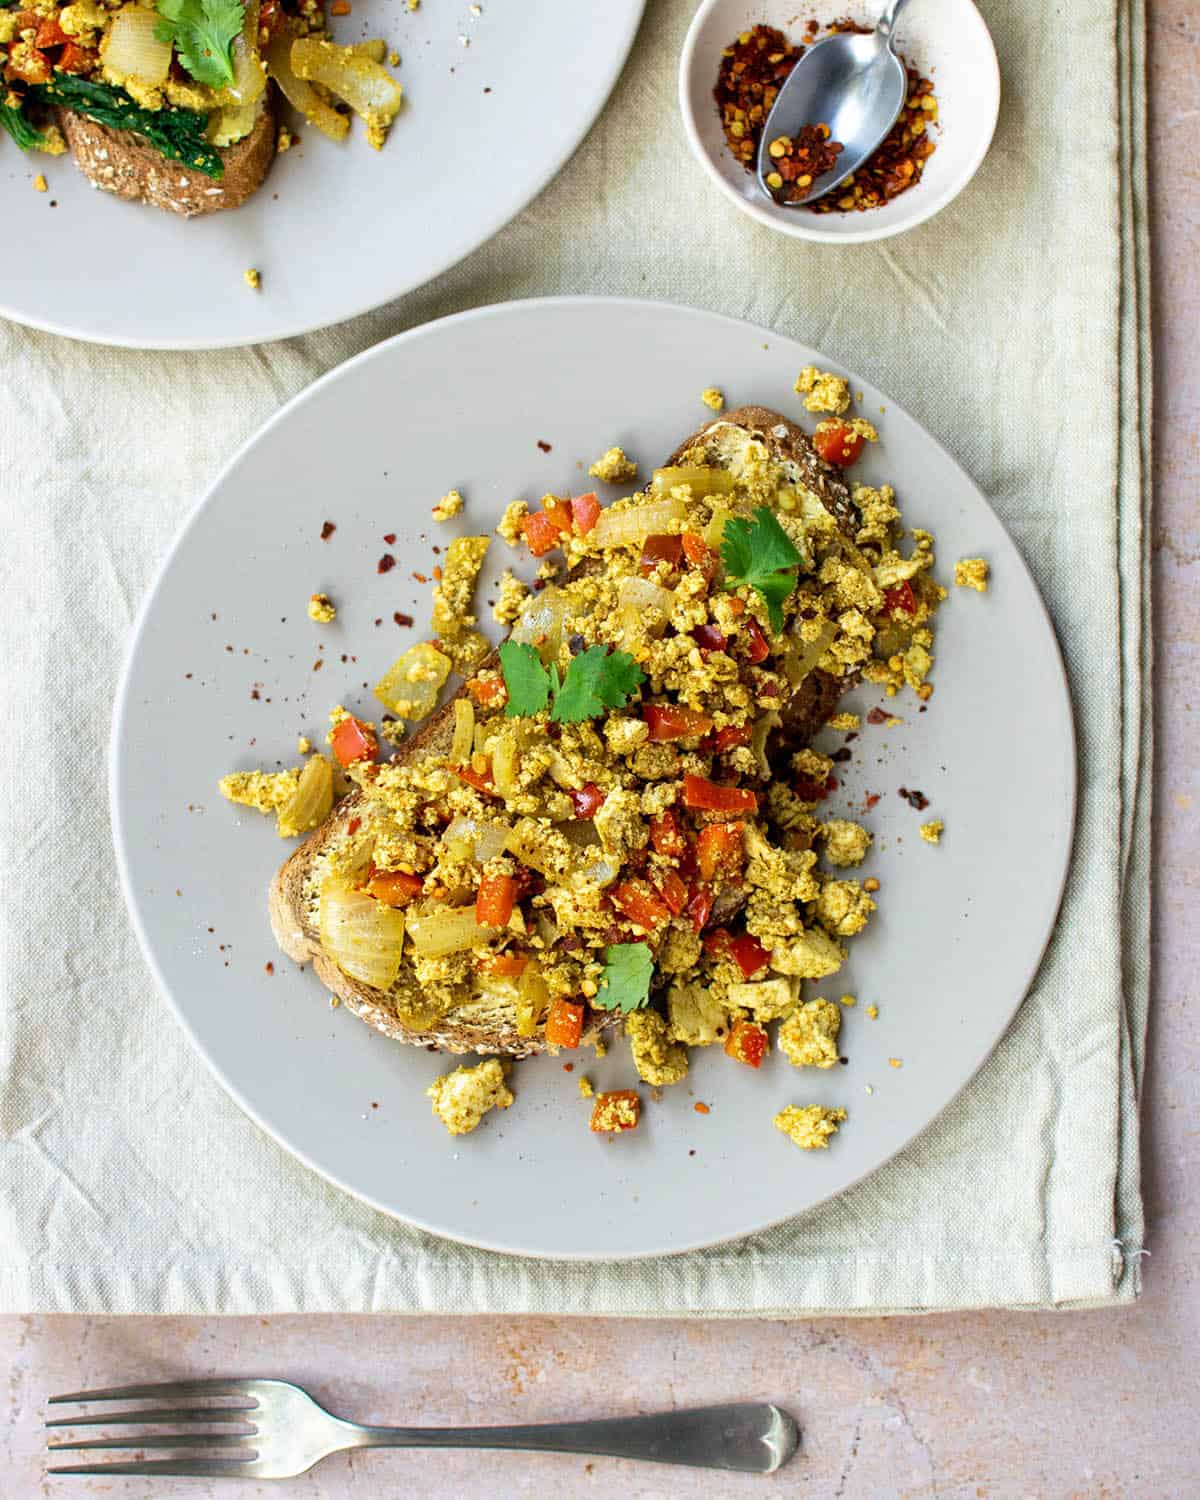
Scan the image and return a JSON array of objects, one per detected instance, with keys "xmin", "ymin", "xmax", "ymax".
[
  {"xmin": 58, "ymin": 96, "xmax": 276, "ymax": 217},
  {"xmin": 269, "ymin": 408, "xmax": 860, "ymax": 1055}
]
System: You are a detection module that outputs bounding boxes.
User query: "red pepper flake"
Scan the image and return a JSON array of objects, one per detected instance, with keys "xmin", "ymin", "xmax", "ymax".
[
  {"xmin": 394, "ymin": 611, "xmax": 414, "ymax": 627},
  {"xmin": 432, "ymin": 566, "xmax": 443, "ymax": 580},
  {"xmin": 378, "ymin": 554, "xmax": 396, "ymax": 574},
  {"xmin": 264, "ymin": 961, "xmax": 274, "ymax": 975},
  {"xmin": 867, "ymin": 706, "xmax": 890, "ymax": 725},
  {"xmin": 413, "ymin": 572, "xmax": 428, "ymax": 583},
  {"xmin": 864, "ymin": 792, "xmax": 881, "ymax": 810},
  {"xmin": 346, "ymin": 817, "xmax": 362, "ymax": 835},
  {"xmin": 383, "ymin": 533, "xmax": 396, "ymax": 545},
  {"xmin": 898, "ymin": 786, "xmax": 930, "ymax": 811},
  {"xmin": 563, "ymin": 1062, "xmax": 575, "ymax": 1072},
  {"xmin": 694, "ymin": 1101, "xmax": 711, "ymax": 1115},
  {"xmin": 320, "ymin": 521, "xmax": 336, "ymax": 540},
  {"xmin": 537, "ymin": 440, "xmax": 552, "ymax": 453},
  {"xmin": 312, "ymin": 659, "xmax": 324, "ymax": 671}
]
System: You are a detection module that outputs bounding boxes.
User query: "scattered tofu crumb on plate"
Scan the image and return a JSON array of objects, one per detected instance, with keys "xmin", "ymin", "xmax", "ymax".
[{"xmin": 111, "ymin": 299, "xmax": 1075, "ymax": 1258}]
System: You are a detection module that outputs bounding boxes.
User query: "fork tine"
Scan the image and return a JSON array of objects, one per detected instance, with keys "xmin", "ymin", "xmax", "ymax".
[
  {"xmin": 47, "ymin": 1459, "xmax": 257, "ymax": 1477},
  {"xmin": 47, "ymin": 1407, "xmax": 257, "ymax": 1429},
  {"xmin": 49, "ymin": 1433, "xmax": 255, "ymax": 1453},
  {"xmin": 49, "ymin": 1380, "xmax": 258, "ymax": 1405}
]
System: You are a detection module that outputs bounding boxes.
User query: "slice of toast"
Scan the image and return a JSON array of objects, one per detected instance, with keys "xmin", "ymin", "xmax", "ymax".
[
  {"xmin": 269, "ymin": 407, "xmax": 861, "ymax": 1056},
  {"xmin": 58, "ymin": 95, "xmax": 275, "ymax": 217}
]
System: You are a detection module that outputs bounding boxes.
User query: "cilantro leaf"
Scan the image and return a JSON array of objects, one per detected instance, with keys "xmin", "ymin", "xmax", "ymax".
[
  {"xmin": 595, "ymin": 942, "xmax": 654, "ymax": 1014},
  {"xmin": 498, "ymin": 640, "xmax": 551, "ymax": 718},
  {"xmin": 550, "ymin": 646, "xmax": 645, "ymax": 724},
  {"xmin": 721, "ymin": 506, "xmax": 804, "ymax": 633},
  {"xmin": 155, "ymin": 0, "xmax": 244, "ymax": 89}
]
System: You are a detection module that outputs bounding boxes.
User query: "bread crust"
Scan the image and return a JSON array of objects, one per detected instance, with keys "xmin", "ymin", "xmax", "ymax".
[
  {"xmin": 269, "ymin": 408, "xmax": 860, "ymax": 1054},
  {"xmin": 58, "ymin": 96, "xmax": 275, "ymax": 217}
]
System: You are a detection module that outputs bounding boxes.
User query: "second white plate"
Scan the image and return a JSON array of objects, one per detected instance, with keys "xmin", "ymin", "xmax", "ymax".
[{"xmin": 111, "ymin": 297, "xmax": 1075, "ymax": 1259}]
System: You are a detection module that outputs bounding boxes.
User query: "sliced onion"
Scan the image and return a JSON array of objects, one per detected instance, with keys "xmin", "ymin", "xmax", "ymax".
[
  {"xmin": 650, "ymin": 466, "xmax": 736, "ymax": 499},
  {"xmin": 265, "ymin": 29, "xmax": 349, "ymax": 140},
  {"xmin": 516, "ymin": 965, "xmax": 550, "ymax": 1037},
  {"xmin": 223, "ymin": 1, "xmax": 265, "ymax": 108},
  {"xmin": 443, "ymin": 816, "xmax": 512, "ymax": 864},
  {"xmin": 207, "ymin": 97, "xmax": 262, "ymax": 148},
  {"xmin": 407, "ymin": 904, "xmax": 498, "ymax": 957},
  {"xmin": 276, "ymin": 754, "xmax": 333, "ymax": 838},
  {"xmin": 750, "ymin": 710, "xmax": 782, "ymax": 777},
  {"xmin": 291, "ymin": 37, "xmax": 402, "ymax": 123},
  {"xmin": 319, "ymin": 879, "xmax": 405, "ymax": 988},
  {"xmin": 104, "ymin": 6, "xmax": 173, "ymax": 85},
  {"xmin": 617, "ymin": 575, "xmax": 674, "ymax": 616},
  {"xmin": 351, "ymin": 39, "xmax": 387, "ymax": 63},
  {"xmin": 703, "ymin": 503, "xmax": 733, "ymax": 551},
  {"xmin": 592, "ymin": 497, "xmax": 686, "ymax": 549},
  {"xmin": 450, "ymin": 698, "xmax": 475, "ymax": 765},
  {"xmin": 782, "ymin": 622, "xmax": 838, "ymax": 686},
  {"xmin": 492, "ymin": 725, "xmax": 519, "ymax": 798},
  {"xmin": 510, "ymin": 586, "xmax": 568, "ymax": 664},
  {"xmin": 373, "ymin": 642, "xmax": 451, "ymax": 720}
]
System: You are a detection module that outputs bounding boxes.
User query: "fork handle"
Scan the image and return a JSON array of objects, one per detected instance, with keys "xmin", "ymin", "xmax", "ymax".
[{"xmin": 345, "ymin": 1402, "xmax": 797, "ymax": 1474}]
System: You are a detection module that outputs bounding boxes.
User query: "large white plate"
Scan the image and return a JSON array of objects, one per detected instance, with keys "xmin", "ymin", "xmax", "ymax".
[
  {"xmin": 0, "ymin": 2, "xmax": 643, "ymax": 349},
  {"xmin": 111, "ymin": 298, "xmax": 1076, "ymax": 1260}
]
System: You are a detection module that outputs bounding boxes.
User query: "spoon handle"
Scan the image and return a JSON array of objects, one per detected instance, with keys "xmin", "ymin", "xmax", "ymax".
[{"xmin": 877, "ymin": 0, "xmax": 912, "ymax": 41}]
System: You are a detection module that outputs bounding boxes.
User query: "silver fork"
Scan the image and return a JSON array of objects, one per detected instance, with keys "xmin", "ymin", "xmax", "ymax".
[{"xmin": 46, "ymin": 1379, "xmax": 799, "ymax": 1478}]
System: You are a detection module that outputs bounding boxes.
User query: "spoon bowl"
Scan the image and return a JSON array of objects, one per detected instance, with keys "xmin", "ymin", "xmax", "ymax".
[{"xmin": 756, "ymin": 26, "xmax": 908, "ymax": 207}]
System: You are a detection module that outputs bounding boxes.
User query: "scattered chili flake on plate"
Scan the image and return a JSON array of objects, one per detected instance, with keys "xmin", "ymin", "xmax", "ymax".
[
  {"xmin": 320, "ymin": 521, "xmax": 336, "ymax": 540},
  {"xmin": 378, "ymin": 554, "xmax": 396, "ymax": 574}
]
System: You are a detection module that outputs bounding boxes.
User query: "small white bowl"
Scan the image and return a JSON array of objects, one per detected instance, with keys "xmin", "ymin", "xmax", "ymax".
[{"xmin": 679, "ymin": 0, "xmax": 1001, "ymax": 245}]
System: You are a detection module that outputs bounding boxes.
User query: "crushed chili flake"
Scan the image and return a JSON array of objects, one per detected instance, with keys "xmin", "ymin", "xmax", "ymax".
[
  {"xmin": 264, "ymin": 961, "xmax": 274, "ymax": 975},
  {"xmin": 394, "ymin": 611, "xmax": 414, "ymax": 627},
  {"xmin": 320, "ymin": 521, "xmax": 336, "ymax": 540},
  {"xmin": 312, "ymin": 658, "xmax": 324, "ymax": 671},
  {"xmin": 694, "ymin": 1101, "xmax": 711, "ymax": 1115},
  {"xmin": 383, "ymin": 532, "xmax": 396, "ymax": 544},
  {"xmin": 413, "ymin": 571, "xmax": 428, "ymax": 583},
  {"xmin": 716, "ymin": 21, "xmax": 938, "ymax": 213},
  {"xmin": 867, "ymin": 706, "xmax": 890, "ymax": 725},
  {"xmin": 898, "ymin": 786, "xmax": 930, "ymax": 810},
  {"xmin": 378, "ymin": 553, "xmax": 396, "ymax": 574},
  {"xmin": 864, "ymin": 792, "xmax": 882, "ymax": 810},
  {"xmin": 536, "ymin": 440, "xmax": 552, "ymax": 453}
]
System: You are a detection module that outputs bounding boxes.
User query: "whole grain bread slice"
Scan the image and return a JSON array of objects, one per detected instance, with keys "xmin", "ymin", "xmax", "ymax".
[
  {"xmin": 58, "ymin": 95, "xmax": 275, "ymax": 217},
  {"xmin": 269, "ymin": 408, "xmax": 860, "ymax": 1055}
]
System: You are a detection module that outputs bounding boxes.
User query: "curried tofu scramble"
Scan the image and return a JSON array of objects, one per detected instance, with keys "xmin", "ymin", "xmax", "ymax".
[{"xmin": 221, "ymin": 377, "xmax": 944, "ymax": 1145}]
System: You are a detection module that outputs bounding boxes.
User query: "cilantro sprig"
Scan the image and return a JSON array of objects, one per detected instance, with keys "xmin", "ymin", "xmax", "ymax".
[
  {"xmin": 498, "ymin": 640, "xmax": 644, "ymax": 725},
  {"xmin": 720, "ymin": 506, "xmax": 804, "ymax": 634},
  {"xmin": 155, "ymin": 0, "xmax": 245, "ymax": 89},
  {"xmin": 594, "ymin": 942, "xmax": 653, "ymax": 1014}
]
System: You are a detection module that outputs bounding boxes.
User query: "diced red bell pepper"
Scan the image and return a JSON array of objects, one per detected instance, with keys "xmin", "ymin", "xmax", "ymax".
[
  {"xmin": 365, "ymin": 869, "xmax": 424, "ymax": 907},
  {"xmin": 589, "ymin": 1089, "xmax": 640, "ymax": 1132},
  {"xmin": 545, "ymin": 997, "xmax": 585, "ymax": 1050},
  {"xmin": 813, "ymin": 425, "xmax": 866, "ymax": 468},
  {"xmin": 57, "ymin": 41, "xmax": 96, "ymax": 72},
  {"xmin": 612, "ymin": 879, "xmax": 671, "ymax": 930},
  {"xmin": 657, "ymin": 870, "xmax": 688, "ymax": 917},
  {"xmin": 685, "ymin": 886, "xmax": 714, "ymax": 933},
  {"xmin": 476, "ymin": 872, "xmax": 517, "ymax": 927},
  {"xmin": 642, "ymin": 704, "xmax": 714, "ymax": 742},
  {"xmin": 454, "ymin": 760, "xmax": 496, "ymax": 795},
  {"xmin": 467, "ymin": 675, "xmax": 506, "ymax": 706},
  {"xmin": 482, "ymin": 952, "xmax": 529, "ymax": 977},
  {"xmin": 681, "ymin": 531, "xmax": 717, "ymax": 576},
  {"xmin": 570, "ymin": 782, "xmax": 604, "ymax": 819},
  {"xmin": 696, "ymin": 821, "xmax": 745, "ymax": 881},
  {"xmin": 702, "ymin": 927, "xmax": 730, "ymax": 957},
  {"xmin": 743, "ymin": 616, "xmax": 770, "ymax": 664},
  {"xmin": 638, "ymin": 534, "xmax": 684, "ymax": 576},
  {"xmin": 522, "ymin": 509, "xmax": 564, "ymax": 557},
  {"xmin": 649, "ymin": 809, "xmax": 687, "ymax": 860},
  {"xmin": 5, "ymin": 46, "xmax": 51, "ymax": 84},
  {"xmin": 692, "ymin": 623, "xmax": 728, "ymax": 653},
  {"xmin": 724, "ymin": 1018, "xmax": 769, "ymax": 1068},
  {"xmin": 330, "ymin": 715, "xmax": 378, "ymax": 767},
  {"xmin": 682, "ymin": 775, "xmax": 758, "ymax": 814},
  {"xmin": 571, "ymin": 492, "xmax": 601, "ymax": 534},
  {"xmin": 704, "ymin": 723, "xmax": 752, "ymax": 754},
  {"xmin": 882, "ymin": 580, "xmax": 918, "ymax": 617},
  {"xmin": 728, "ymin": 932, "xmax": 771, "ymax": 980},
  {"xmin": 543, "ymin": 496, "xmax": 574, "ymax": 534},
  {"xmin": 34, "ymin": 16, "xmax": 69, "ymax": 47}
]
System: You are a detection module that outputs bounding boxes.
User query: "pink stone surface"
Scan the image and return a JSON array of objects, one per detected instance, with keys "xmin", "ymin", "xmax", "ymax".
[{"xmin": 3, "ymin": 7, "xmax": 1197, "ymax": 1495}]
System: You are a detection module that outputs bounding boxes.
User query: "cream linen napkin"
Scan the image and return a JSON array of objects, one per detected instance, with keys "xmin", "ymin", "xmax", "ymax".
[{"xmin": 0, "ymin": 0, "xmax": 1149, "ymax": 1313}]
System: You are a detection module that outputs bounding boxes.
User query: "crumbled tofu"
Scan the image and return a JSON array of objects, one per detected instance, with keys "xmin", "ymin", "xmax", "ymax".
[
  {"xmin": 32, "ymin": 173, "xmax": 47, "ymax": 193},
  {"xmin": 430, "ymin": 535, "xmax": 490, "ymax": 672},
  {"xmin": 827, "ymin": 712, "xmax": 860, "ymax": 732},
  {"xmin": 866, "ymin": 1004, "xmax": 879, "ymax": 1019},
  {"xmin": 433, "ymin": 489, "xmax": 464, "ymax": 523},
  {"xmin": 578, "ymin": 1076, "xmax": 595, "ymax": 1099},
  {"xmin": 426, "ymin": 1057, "xmax": 513, "ymax": 1136},
  {"xmin": 726, "ymin": 976, "xmax": 797, "ymax": 1023},
  {"xmin": 588, "ymin": 446, "xmax": 638, "ymax": 485},
  {"xmin": 701, "ymin": 387, "xmax": 725, "ymax": 411},
  {"xmin": 244, "ymin": 267, "xmax": 261, "ymax": 290},
  {"xmin": 766, "ymin": 924, "xmax": 845, "ymax": 979},
  {"xmin": 815, "ymin": 879, "xmax": 876, "ymax": 938},
  {"xmin": 778, "ymin": 999, "xmax": 842, "ymax": 1069},
  {"xmin": 626, "ymin": 1008, "xmax": 689, "ymax": 1086},
  {"xmin": 297, "ymin": 735, "xmax": 312, "ymax": 754},
  {"xmin": 218, "ymin": 767, "xmax": 300, "ymax": 815},
  {"xmin": 667, "ymin": 983, "xmax": 731, "ymax": 1046},
  {"xmin": 839, "ymin": 992, "xmax": 857, "ymax": 1007},
  {"xmin": 603, "ymin": 714, "xmax": 650, "ymax": 756},
  {"xmin": 955, "ymin": 557, "xmax": 989, "ymax": 592},
  {"xmin": 492, "ymin": 569, "xmax": 531, "ymax": 627},
  {"xmin": 821, "ymin": 818, "xmax": 872, "ymax": 868},
  {"xmin": 774, "ymin": 1104, "xmax": 846, "ymax": 1149},
  {"xmin": 497, "ymin": 500, "xmax": 529, "ymax": 547},
  {"xmin": 794, "ymin": 366, "xmax": 851, "ymax": 415},
  {"xmin": 277, "ymin": 125, "xmax": 294, "ymax": 153},
  {"xmin": 589, "ymin": 1090, "xmax": 640, "ymax": 1133},
  {"xmin": 593, "ymin": 786, "xmax": 647, "ymax": 865},
  {"xmin": 920, "ymin": 819, "xmax": 944, "ymax": 844},
  {"xmin": 307, "ymin": 592, "xmax": 336, "ymax": 623}
]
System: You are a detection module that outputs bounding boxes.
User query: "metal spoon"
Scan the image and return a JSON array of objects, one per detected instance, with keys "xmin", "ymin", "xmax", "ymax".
[{"xmin": 756, "ymin": 0, "xmax": 913, "ymax": 208}]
